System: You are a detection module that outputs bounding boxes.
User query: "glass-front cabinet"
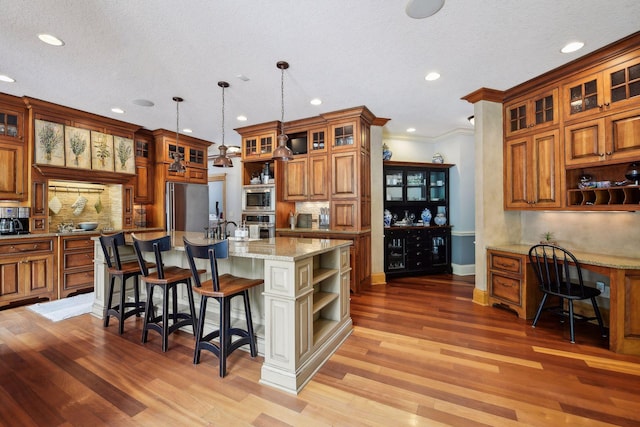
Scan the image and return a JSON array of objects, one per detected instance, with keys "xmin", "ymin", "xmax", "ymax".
[{"xmin": 383, "ymin": 161, "xmax": 453, "ymax": 277}]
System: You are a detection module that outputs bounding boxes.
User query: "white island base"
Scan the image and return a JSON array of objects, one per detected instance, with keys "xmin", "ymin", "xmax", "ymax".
[{"xmin": 92, "ymin": 233, "xmax": 353, "ymax": 394}]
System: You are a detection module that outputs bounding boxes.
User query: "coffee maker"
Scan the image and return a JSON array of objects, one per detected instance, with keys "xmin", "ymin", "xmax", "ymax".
[{"xmin": 0, "ymin": 207, "xmax": 30, "ymax": 235}]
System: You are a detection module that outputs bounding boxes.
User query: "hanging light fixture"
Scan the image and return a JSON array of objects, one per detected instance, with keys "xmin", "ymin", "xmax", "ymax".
[
  {"xmin": 272, "ymin": 60, "xmax": 294, "ymax": 161},
  {"xmin": 168, "ymin": 96, "xmax": 186, "ymax": 173},
  {"xmin": 213, "ymin": 81, "xmax": 233, "ymax": 168}
]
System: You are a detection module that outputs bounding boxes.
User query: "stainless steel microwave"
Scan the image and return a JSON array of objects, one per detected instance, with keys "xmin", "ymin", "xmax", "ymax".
[{"xmin": 242, "ymin": 184, "xmax": 276, "ymax": 212}]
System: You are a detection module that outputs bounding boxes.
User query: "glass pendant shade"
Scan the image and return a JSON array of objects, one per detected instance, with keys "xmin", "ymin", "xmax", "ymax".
[
  {"xmin": 213, "ymin": 81, "xmax": 233, "ymax": 167},
  {"xmin": 272, "ymin": 61, "xmax": 294, "ymax": 161}
]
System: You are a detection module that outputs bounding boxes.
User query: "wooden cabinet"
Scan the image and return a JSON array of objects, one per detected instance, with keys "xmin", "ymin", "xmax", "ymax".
[
  {"xmin": 123, "ymin": 185, "xmax": 134, "ymax": 228},
  {"xmin": 283, "ymin": 154, "xmax": 329, "ymax": 201},
  {"xmin": 564, "ymin": 109, "xmax": 640, "ymax": 167},
  {"xmin": 504, "ymin": 129, "xmax": 562, "ymax": 209},
  {"xmin": 153, "ymin": 129, "xmax": 211, "ymax": 184},
  {"xmin": 487, "ymin": 249, "xmax": 541, "ymax": 319},
  {"xmin": 243, "ymin": 132, "xmax": 276, "ymax": 160},
  {"xmin": 0, "ymin": 94, "xmax": 27, "ymax": 200},
  {"xmin": 504, "ymin": 88, "xmax": 558, "ymax": 137},
  {"xmin": 58, "ymin": 234, "xmax": 96, "ymax": 298},
  {"xmin": 562, "ymin": 53, "xmax": 640, "ymax": 123},
  {"xmin": 384, "ymin": 226, "xmax": 452, "ymax": 278},
  {"xmin": 133, "ymin": 130, "xmax": 154, "ymax": 203},
  {"xmin": 31, "ymin": 179, "xmax": 47, "ymax": 232},
  {"xmin": 0, "ymin": 237, "xmax": 56, "ymax": 307}
]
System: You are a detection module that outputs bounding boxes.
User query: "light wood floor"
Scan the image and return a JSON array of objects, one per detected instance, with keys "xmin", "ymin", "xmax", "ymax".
[{"xmin": 1, "ymin": 275, "xmax": 639, "ymax": 426}]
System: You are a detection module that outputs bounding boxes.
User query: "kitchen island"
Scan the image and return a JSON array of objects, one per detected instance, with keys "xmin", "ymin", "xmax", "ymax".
[{"xmin": 92, "ymin": 232, "xmax": 353, "ymax": 394}]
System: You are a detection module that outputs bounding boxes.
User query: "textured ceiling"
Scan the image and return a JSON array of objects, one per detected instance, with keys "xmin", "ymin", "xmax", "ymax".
[{"xmin": 1, "ymin": 0, "xmax": 639, "ymax": 146}]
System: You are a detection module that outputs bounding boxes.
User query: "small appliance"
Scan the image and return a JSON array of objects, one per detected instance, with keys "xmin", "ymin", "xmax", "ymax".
[
  {"xmin": 242, "ymin": 184, "xmax": 276, "ymax": 212},
  {"xmin": 0, "ymin": 207, "xmax": 30, "ymax": 235},
  {"xmin": 241, "ymin": 213, "xmax": 275, "ymax": 238}
]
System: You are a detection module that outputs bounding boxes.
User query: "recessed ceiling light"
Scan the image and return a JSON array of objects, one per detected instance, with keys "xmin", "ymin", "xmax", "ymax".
[
  {"xmin": 183, "ymin": 128, "xmax": 193, "ymax": 133},
  {"xmin": 0, "ymin": 74, "xmax": 15, "ymax": 83},
  {"xmin": 236, "ymin": 74, "xmax": 250, "ymax": 82},
  {"xmin": 425, "ymin": 72, "xmax": 440, "ymax": 81},
  {"xmin": 561, "ymin": 41, "xmax": 584, "ymax": 53},
  {"xmin": 38, "ymin": 33, "xmax": 64, "ymax": 46},
  {"xmin": 310, "ymin": 98, "xmax": 322, "ymax": 106},
  {"xmin": 406, "ymin": 0, "xmax": 445, "ymax": 19},
  {"xmin": 111, "ymin": 107, "xmax": 125, "ymax": 114},
  {"xmin": 132, "ymin": 99, "xmax": 154, "ymax": 107},
  {"xmin": 237, "ymin": 115, "xmax": 247, "ymax": 121},
  {"xmin": 407, "ymin": 128, "xmax": 416, "ymax": 133}
]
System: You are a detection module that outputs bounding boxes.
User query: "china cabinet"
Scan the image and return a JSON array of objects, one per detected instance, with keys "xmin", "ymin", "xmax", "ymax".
[{"xmin": 383, "ymin": 161, "xmax": 453, "ymax": 277}]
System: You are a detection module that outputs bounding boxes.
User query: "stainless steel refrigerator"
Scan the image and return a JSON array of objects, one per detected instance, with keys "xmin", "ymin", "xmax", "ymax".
[{"xmin": 166, "ymin": 182, "xmax": 209, "ymax": 232}]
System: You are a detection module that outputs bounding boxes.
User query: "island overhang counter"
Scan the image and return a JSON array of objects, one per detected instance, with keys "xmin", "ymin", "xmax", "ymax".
[{"xmin": 92, "ymin": 232, "xmax": 353, "ymax": 394}]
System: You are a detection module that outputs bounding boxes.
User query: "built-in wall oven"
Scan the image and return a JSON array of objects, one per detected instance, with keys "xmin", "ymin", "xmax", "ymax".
[
  {"xmin": 242, "ymin": 184, "xmax": 276, "ymax": 212},
  {"xmin": 242, "ymin": 213, "xmax": 275, "ymax": 239}
]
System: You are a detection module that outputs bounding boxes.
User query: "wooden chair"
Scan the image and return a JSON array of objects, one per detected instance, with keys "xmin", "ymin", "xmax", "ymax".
[
  {"xmin": 183, "ymin": 237, "xmax": 263, "ymax": 377},
  {"xmin": 528, "ymin": 244, "xmax": 607, "ymax": 343},
  {"xmin": 99, "ymin": 232, "xmax": 150, "ymax": 334},
  {"xmin": 132, "ymin": 233, "xmax": 198, "ymax": 352}
]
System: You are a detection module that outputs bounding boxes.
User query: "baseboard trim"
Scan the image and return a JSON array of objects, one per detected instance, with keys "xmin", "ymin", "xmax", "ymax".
[
  {"xmin": 473, "ymin": 288, "xmax": 488, "ymax": 306},
  {"xmin": 370, "ymin": 272, "xmax": 386, "ymax": 285},
  {"xmin": 452, "ymin": 263, "xmax": 475, "ymax": 276}
]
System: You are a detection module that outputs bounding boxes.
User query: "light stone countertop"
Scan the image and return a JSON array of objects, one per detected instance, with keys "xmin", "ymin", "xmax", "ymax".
[
  {"xmin": 125, "ymin": 231, "xmax": 352, "ymax": 262},
  {"xmin": 487, "ymin": 244, "xmax": 640, "ymax": 270}
]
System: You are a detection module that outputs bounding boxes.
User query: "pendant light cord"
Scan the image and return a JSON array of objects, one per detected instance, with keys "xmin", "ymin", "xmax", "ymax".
[
  {"xmin": 280, "ymin": 65, "xmax": 285, "ymax": 136},
  {"xmin": 221, "ymin": 83, "xmax": 226, "ymax": 147}
]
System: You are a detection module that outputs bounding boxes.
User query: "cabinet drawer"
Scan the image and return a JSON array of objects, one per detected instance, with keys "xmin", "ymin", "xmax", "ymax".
[
  {"xmin": 64, "ymin": 251, "xmax": 94, "ymax": 269},
  {"xmin": 0, "ymin": 239, "xmax": 54, "ymax": 255},
  {"xmin": 490, "ymin": 273, "xmax": 522, "ymax": 305},
  {"xmin": 63, "ymin": 269, "xmax": 94, "ymax": 289},
  {"xmin": 490, "ymin": 253, "xmax": 522, "ymax": 274},
  {"xmin": 63, "ymin": 237, "xmax": 94, "ymax": 251}
]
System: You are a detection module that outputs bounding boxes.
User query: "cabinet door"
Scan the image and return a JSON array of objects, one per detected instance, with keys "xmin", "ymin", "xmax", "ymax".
[
  {"xmin": 309, "ymin": 127, "xmax": 327, "ymax": 153},
  {"xmin": 0, "ymin": 141, "xmax": 25, "ymax": 200},
  {"xmin": 605, "ymin": 109, "xmax": 640, "ymax": 162},
  {"xmin": 0, "ymin": 256, "xmax": 55, "ymax": 304},
  {"xmin": 331, "ymin": 122, "xmax": 356, "ymax": 150},
  {"xmin": 309, "ymin": 155, "xmax": 328, "ymax": 200},
  {"xmin": 564, "ymin": 118, "xmax": 606, "ymax": 166},
  {"xmin": 562, "ymin": 72, "xmax": 605, "ymax": 122},
  {"xmin": 243, "ymin": 133, "xmax": 275, "ymax": 159},
  {"xmin": 504, "ymin": 88, "xmax": 558, "ymax": 137},
  {"xmin": 505, "ymin": 129, "xmax": 561, "ymax": 209},
  {"xmin": 134, "ymin": 160, "xmax": 153, "ymax": 203},
  {"xmin": 123, "ymin": 185, "xmax": 134, "ymax": 228},
  {"xmin": 331, "ymin": 151, "xmax": 358, "ymax": 199},
  {"xmin": 283, "ymin": 158, "xmax": 308, "ymax": 201},
  {"xmin": 604, "ymin": 55, "xmax": 640, "ymax": 114}
]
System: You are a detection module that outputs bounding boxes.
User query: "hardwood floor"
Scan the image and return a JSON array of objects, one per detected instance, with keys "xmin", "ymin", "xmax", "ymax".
[{"xmin": 1, "ymin": 274, "xmax": 639, "ymax": 426}]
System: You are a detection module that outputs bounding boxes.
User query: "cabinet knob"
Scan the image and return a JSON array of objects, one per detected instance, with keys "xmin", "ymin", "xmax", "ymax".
[
  {"xmin": 599, "ymin": 153, "xmax": 606, "ymax": 157},
  {"xmin": 606, "ymin": 151, "xmax": 612, "ymax": 156}
]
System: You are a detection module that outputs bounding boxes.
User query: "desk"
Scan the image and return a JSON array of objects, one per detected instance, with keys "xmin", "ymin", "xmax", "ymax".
[{"xmin": 487, "ymin": 245, "xmax": 640, "ymax": 355}]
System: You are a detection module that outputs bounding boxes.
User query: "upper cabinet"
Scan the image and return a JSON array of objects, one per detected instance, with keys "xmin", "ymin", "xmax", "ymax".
[
  {"xmin": 562, "ymin": 54, "xmax": 640, "ymax": 123},
  {"xmin": 152, "ymin": 129, "xmax": 211, "ymax": 184},
  {"xmin": 133, "ymin": 129, "xmax": 154, "ymax": 203},
  {"xmin": 504, "ymin": 87, "xmax": 558, "ymax": 137},
  {"xmin": 0, "ymin": 94, "xmax": 27, "ymax": 200},
  {"xmin": 502, "ymin": 32, "xmax": 640, "ymax": 211}
]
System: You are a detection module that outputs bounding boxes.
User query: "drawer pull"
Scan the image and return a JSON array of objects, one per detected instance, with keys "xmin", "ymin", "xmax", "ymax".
[
  {"xmin": 497, "ymin": 280, "xmax": 514, "ymax": 287},
  {"xmin": 10, "ymin": 244, "xmax": 40, "ymax": 252}
]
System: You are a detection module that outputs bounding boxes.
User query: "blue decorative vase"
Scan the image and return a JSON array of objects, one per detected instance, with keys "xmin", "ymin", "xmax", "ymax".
[
  {"xmin": 434, "ymin": 213, "xmax": 447, "ymax": 226},
  {"xmin": 384, "ymin": 209, "xmax": 392, "ymax": 227},
  {"xmin": 383, "ymin": 149, "xmax": 392, "ymax": 161},
  {"xmin": 420, "ymin": 208, "xmax": 432, "ymax": 226}
]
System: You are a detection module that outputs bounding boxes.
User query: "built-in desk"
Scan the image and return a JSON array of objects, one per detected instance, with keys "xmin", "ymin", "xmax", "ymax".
[
  {"xmin": 92, "ymin": 232, "xmax": 353, "ymax": 394},
  {"xmin": 487, "ymin": 244, "xmax": 640, "ymax": 356}
]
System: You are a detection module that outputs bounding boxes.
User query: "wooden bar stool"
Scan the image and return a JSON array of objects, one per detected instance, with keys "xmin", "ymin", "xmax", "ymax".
[
  {"xmin": 183, "ymin": 237, "xmax": 263, "ymax": 377},
  {"xmin": 132, "ymin": 233, "xmax": 198, "ymax": 352},
  {"xmin": 99, "ymin": 232, "xmax": 150, "ymax": 335}
]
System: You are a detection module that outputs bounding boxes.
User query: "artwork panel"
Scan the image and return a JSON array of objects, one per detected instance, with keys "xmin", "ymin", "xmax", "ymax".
[
  {"xmin": 113, "ymin": 136, "xmax": 135, "ymax": 174},
  {"xmin": 34, "ymin": 119, "xmax": 65, "ymax": 166},
  {"xmin": 91, "ymin": 131, "xmax": 114, "ymax": 171},
  {"xmin": 64, "ymin": 126, "xmax": 91, "ymax": 169}
]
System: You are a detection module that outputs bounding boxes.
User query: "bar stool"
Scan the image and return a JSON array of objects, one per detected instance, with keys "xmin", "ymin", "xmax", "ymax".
[
  {"xmin": 99, "ymin": 232, "xmax": 150, "ymax": 334},
  {"xmin": 183, "ymin": 237, "xmax": 263, "ymax": 377},
  {"xmin": 132, "ymin": 233, "xmax": 198, "ymax": 352}
]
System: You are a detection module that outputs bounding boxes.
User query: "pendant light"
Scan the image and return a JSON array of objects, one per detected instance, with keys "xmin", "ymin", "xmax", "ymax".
[
  {"xmin": 213, "ymin": 81, "xmax": 233, "ymax": 168},
  {"xmin": 168, "ymin": 96, "xmax": 186, "ymax": 173},
  {"xmin": 272, "ymin": 60, "xmax": 294, "ymax": 161}
]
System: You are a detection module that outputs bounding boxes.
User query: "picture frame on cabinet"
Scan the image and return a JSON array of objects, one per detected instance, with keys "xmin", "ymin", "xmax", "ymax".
[
  {"xmin": 113, "ymin": 136, "xmax": 135, "ymax": 174},
  {"xmin": 34, "ymin": 119, "xmax": 65, "ymax": 166},
  {"xmin": 64, "ymin": 126, "xmax": 91, "ymax": 169},
  {"xmin": 90, "ymin": 131, "xmax": 114, "ymax": 171}
]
